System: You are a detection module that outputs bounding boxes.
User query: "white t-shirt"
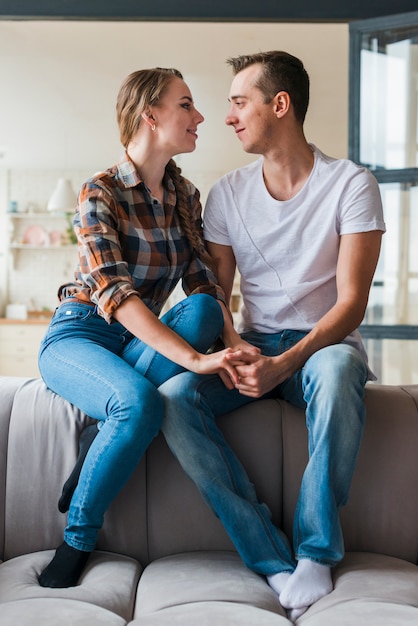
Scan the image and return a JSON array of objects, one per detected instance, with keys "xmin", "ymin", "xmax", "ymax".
[{"xmin": 204, "ymin": 145, "xmax": 385, "ymax": 359}]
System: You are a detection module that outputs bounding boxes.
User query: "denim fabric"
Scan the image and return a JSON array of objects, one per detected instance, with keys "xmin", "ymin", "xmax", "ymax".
[
  {"xmin": 160, "ymin": 330, "xmax": 368, "ymax": 574},
  {"xmin": 38, "ymin": 293, "xmax": 224, "ymax": 551}
]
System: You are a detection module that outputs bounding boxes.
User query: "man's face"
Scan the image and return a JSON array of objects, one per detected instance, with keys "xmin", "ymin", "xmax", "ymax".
[{"xmin": 225, "ymin": 64, "xmax": 275, "ymax": 155}]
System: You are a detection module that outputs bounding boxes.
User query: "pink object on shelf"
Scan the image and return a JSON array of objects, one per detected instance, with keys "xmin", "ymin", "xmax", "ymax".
[{"xmin": 21, "ymin": 224, "xmax": 49, "ymax": 246}]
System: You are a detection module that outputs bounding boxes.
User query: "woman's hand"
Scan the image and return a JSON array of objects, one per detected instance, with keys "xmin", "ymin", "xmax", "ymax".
[
  {"xmin": 229, "ymin": 350, "xmax": 298, "ymax": 398},
  {"xmin": 190, "ymin": 348, "xmax": 254, "ymax": 390}
]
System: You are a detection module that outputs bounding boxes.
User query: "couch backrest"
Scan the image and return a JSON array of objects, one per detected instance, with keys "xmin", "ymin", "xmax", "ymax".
[
  {"xmin": 1, "ymin": 377, "xmax": 418, "ymax": 567},
  {"xmin": 140, "ymin": 399, "xmax": 284, "ymax": 564},
  {"xmin": 280, "ymin": 383, "xmax": 418, "ymax": 564},
  {"xmin": 0, "ymin": 376, "xmax": 25, "ymax": 560},
  {"xmin": 1, "ymin": 377, "xmax": 96, "ymax": 560},
  {"xmin": 0, "ymin": 377, "xmax": 284, "ymax": 566}
]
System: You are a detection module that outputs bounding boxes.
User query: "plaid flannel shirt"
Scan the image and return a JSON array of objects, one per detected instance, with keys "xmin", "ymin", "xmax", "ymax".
[{"xmin": 63, "ymin": 153, "xmax": 225, "ymax": 322}]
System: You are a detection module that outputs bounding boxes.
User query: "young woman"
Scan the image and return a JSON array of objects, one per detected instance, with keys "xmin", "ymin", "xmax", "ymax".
[{"xmin": 38, "ymin": 67, "xmax": 245, "ymax": 588}]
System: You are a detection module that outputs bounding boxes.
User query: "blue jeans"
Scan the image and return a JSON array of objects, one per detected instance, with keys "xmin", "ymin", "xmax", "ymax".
[
  {"xmin": 38, "ymin": 293, "xmax": 224, "ymax": 551},
  {"xmin": 159, "ymin": 330, "xmax": 368, "ymax": 574}
]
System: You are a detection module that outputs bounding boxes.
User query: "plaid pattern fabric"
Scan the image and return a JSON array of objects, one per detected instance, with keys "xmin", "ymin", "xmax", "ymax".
[{"xmin": 65, "ymin": 153, "xmax": 224, "ymax": 322}]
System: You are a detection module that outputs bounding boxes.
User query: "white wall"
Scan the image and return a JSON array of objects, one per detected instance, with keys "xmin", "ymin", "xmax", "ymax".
[
  {"xmin": 0, "ymin": 21, "xmax": 348, "ymax": 182},
  {"xmin": 0, "ymin": 20, "xmax": 348, "ymax": 312}
]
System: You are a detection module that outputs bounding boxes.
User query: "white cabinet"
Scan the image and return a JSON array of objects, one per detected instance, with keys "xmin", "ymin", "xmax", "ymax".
[{"xmin": 0, "ymin": 320, "xmax": 49, "ymax": 377}]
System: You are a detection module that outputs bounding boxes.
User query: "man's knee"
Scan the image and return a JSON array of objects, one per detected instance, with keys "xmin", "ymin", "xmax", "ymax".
[
  {"xmin": 159, "ymin": 371, "xmax": 200, "ymax": 402},
  {"xmin": 308, "ymin": 344, "xmax": 367, "ymax": 382}
]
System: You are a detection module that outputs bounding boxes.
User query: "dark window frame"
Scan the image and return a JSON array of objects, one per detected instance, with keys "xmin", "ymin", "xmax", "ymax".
[{"xmin": 349, "ymin": 10, "xmax": 418, "ymax": 343}]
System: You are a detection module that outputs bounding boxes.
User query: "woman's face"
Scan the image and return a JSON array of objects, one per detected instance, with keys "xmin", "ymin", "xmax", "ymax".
[{"xmin": 150, "ymin": 77, "xmax": 204, "ymax": 156}]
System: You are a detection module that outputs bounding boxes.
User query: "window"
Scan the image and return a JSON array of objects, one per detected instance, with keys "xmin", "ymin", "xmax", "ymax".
[{"xmin": 349, "ymin": 11, "xmax": 418, "ymax": 383}]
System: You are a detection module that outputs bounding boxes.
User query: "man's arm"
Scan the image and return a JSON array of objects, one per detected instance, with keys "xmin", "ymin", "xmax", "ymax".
[{"xmin": 233, "ymin": 230, "xmax": 383, "ymax": 397}]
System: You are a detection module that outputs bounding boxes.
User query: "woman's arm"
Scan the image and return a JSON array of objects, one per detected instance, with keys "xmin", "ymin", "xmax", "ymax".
[{"xmin": 113, "ymin": 294, "xmax": 241, "ymax": 383}]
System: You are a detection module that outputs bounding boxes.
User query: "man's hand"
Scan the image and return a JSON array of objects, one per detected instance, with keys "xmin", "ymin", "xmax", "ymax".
[{"xmin": 226, "ymin": 351, "xmax": 295, "ymax": 398}]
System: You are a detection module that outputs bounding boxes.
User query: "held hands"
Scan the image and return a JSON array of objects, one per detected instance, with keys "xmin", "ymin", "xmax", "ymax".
[
  {"xmin": 191, "ymin": 348, "xmax": 253, "ymax": 389},
  {"xmin": 192, "ymin": 341, "xmax": 298, "ymax": 398},
  {"xmin": 215, "ymin": 338, "xmax": 261, "ymax": 390},
  {"xmin": 225, "ymin": 351, "xmax": 296, "ymax": 398}
]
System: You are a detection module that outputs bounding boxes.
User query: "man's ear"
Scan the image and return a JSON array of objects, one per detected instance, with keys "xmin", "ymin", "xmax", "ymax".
[{"xmin": 273, "ymin": 91, "xmax": 291, "ymax": 118}]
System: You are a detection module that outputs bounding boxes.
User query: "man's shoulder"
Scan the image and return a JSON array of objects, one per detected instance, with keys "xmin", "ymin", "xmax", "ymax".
[{"xmin": 313, "ymin": 145, "xmax": 373, "ymax": 179}]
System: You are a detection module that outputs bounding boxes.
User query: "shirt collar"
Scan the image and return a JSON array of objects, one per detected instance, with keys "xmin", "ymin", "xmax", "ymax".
[
  {"xmin": 116, "ymin": 152, "xmax": 143, "ymax": 189},
  {"xmin": 116, "ymin": 151, "xmax": 176, "ymax": 194}
]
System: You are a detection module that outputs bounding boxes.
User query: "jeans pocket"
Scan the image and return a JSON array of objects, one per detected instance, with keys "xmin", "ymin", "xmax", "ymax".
[{"xmin": 51, "ymin": 302, "xmax": 96, "ymax": 324}]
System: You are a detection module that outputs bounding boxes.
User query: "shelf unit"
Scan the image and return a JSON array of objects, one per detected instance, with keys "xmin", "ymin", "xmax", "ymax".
[{"xmin": 7, "ymin": 211, "xmax": 77, "ymax": 268}]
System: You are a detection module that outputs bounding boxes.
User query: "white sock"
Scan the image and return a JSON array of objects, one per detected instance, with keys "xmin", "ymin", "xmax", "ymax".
[
  {"xmin": 287, "ymin": 606, "xmax": 309, "ymax": 622},
  {"xmin": 267, "ymin": 571, "xmax": 292, "ymax": 597},
  {"xmin": 279, "ymin": 559, "xmax": 333, "ymax": 609}
]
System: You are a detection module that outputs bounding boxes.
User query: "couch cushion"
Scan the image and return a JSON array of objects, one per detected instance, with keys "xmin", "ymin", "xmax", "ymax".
[
  {"xmin": 0, "ymin": 598, "xmax": 126, "ymax": 626},
  {"xmin": 131, "ymin": 602, "xmax": 290, "ymax": 625},
  {"xmin": 0, "ymin": 549, "xmax": 141, "ymax": 620},
  {"xmin": 299, "ymin": 552, "xmax": 418, "ymax": 625},
  {"xmin": 134, "ymin": 550, "xmax": 287, "ymax": 624}
]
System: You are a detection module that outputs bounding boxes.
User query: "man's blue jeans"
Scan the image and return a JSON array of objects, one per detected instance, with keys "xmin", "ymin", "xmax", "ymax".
[
  {"xmin": 160, "ymin": 330, "xmax": 368, "ymax": 575},
  {"xmin": 38, "ymin": 293, "xmax": 224, "ymax": 552}
]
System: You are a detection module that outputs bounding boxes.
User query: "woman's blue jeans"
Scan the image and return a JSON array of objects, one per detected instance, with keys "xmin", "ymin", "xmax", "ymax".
[
  {"xmin": 160, "ymin": 330, "xmax": 368, "ymax": 575},
  {"xmin": 38, "ymin": 293, "xmax": 224, "ymax": 552}
]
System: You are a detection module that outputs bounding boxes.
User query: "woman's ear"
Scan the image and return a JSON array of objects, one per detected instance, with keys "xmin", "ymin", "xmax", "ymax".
[
  {"xmin": 141, "ymin": 112, "xmax": 156, "ymax": 131},
  {"xmin": 273, "ymin": 91, "xmax": 291, "ymax": 118}
]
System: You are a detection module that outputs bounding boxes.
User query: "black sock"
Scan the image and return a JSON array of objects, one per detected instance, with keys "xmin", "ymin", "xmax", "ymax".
[
  {"xmin": 38, "ymin": 541, "xmax": 91, "ymax": 588},
  {"xmin": 58, "ymin": 423, "xmax": 99, "ymax": 513}
]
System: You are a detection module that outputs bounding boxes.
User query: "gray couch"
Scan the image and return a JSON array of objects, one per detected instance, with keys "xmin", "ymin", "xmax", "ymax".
[{"xmin": 0, "ymin": 375, "xmax": 418, "ymax": 625}]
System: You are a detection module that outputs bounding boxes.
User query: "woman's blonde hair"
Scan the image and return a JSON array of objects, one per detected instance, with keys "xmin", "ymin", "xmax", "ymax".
[
  {"xmin": 116, "ymin": 68, "xmax": 213, "ymax": 268},
  {"xmin": 116, "ymin": 67, "xmax": 182, "ymax": 147}
]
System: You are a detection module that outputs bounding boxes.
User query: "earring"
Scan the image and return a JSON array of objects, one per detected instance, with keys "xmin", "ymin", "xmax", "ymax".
[{"xmin": 141, "ymin": 112, "xmax": 156, "ymax": 131}]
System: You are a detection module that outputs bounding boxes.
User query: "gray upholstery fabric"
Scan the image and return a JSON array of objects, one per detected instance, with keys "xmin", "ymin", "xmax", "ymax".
[
  {"xmin": 0, "ymin": 598, "xmax": 126, "ymax": 626},
  {"xmin": 281, "ymin": 383, "xmax": 418, "ymax": 563},
  {"xmin": 145, "ymin": 399, "xmax": 283, "ymax": 562},
  {"xmin": 133, "ymin": 551, "xmax": 418, "ymax": 626},
  {"xmin": 134, "ymin": 551, "xmax": 284, "ymax": 616},
  {"xmin": 0, "ymin": 375, "xmax": 418, "ymax": 624},
  {"xmin": 131, "ymin": 603, "xmax": 289, "ymax": 625},
  {"xmin": 4, "ymin": 377, "xmax": 92, "ymax": 559},
  {"xmin": 0, "ymin": 375, "xmax": 24, "ymax": 559},
  {"xmin": 341, "ymin": 385, "xmax": 418, "ymax": 560},
  {"xmin": 300, "ymin": 552, "xmax": 418, "ymax": 625},
  {"xmin": 0, "ymin": 550, "xmax": 141, "ymax": 619}
]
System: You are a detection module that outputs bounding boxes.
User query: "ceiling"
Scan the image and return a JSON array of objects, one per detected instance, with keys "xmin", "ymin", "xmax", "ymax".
[{"xmin": 0, "ymin": 0, "xmax": 417, "ymax": 22}]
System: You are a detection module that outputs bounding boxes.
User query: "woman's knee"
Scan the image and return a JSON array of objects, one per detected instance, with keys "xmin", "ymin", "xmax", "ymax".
[{"xmin": 185, "ymin": 293, "xmax": 223, "ymax": 330}]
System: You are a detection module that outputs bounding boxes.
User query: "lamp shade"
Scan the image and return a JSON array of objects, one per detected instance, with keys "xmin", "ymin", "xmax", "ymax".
[{"xmin": 47, "ymin": 178, "xmax": 77, "ymax": 212}]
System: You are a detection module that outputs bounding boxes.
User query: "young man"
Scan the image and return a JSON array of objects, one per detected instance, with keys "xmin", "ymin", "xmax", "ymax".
[{"xmin": 160, "ymin": 51, "xmax": 385, "ymax": 621}]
